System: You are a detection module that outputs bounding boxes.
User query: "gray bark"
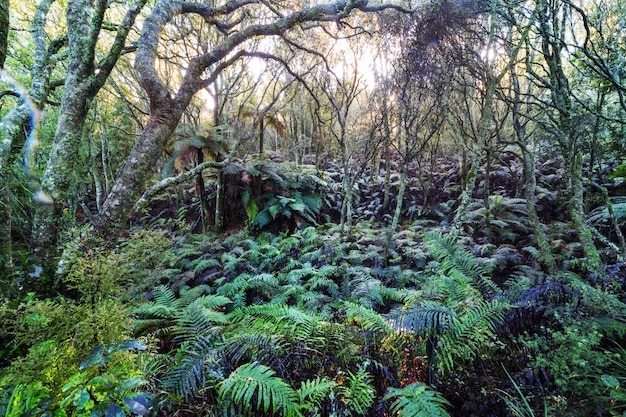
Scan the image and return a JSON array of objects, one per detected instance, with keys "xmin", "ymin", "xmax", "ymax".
[
  {"xmin": 30, "ymin": 0, "xmax": 147, "ymax": 273},
  {"xmin": 0, "ymin": 0, "xmax": 60, "ymax": 173},
  {"xmin": 0, "ymin": 0, "xmax": 61, "ymax": 278}
]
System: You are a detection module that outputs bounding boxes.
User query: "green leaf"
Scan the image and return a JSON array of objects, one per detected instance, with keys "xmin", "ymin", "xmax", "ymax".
[
  {"xmin": 219, "ymin": 363, "xmax": 299, "ymax": 416},
  {"xmin": 254, "ymin": 211, "xmax": 273, "ymax": 229},
  {"xmin": 74, "ymin": 388, "xmax": 91, "ymax": 408},
  {"xmin": 80, "ymin": 346, "xmax": 106, "ymax": 369},
  {"xmin": 268, "ymin": 204, "xmax": 281, "ymax": 218},
  {"xmin": 602, "ymin": 374, "xmax": 620, "ymax": 388},
  {"xmin": 384, "ymin": 382, "xmax": 451, "ymax": 417},
  {"xmin": 124, "ymin": 394, "xmax": 151, "ymax": 416},
  {"xmin": 105, "ymin": 404, "xmax": 126, "ymax": 417},
  {"xmin": 119, "ymin": 376, "xmax": 147, "ymax": 392}
]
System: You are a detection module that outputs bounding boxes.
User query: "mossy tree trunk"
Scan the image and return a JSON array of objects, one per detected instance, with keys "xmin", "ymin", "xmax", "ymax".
[
  {"xmin": 29, "ymin": 0, "xmax": 147, "ymax": 277},
  {"xmin": 533, "ymin": 0, "xmax": 601, "ymax": 270},
  {"xmin": 511, "ymin": 68, "xmax": 557, "ymax": 273},
  {"xmin": 0, "ymin": 0, "xmax": 8, "ymax": 69},
  {"xmin": 0, "ymin": 0, "xmax": 10, "ymax": 274},
  {"xmin": 0, "ymin": 0, "xmax": 62, "ymax": 280}
]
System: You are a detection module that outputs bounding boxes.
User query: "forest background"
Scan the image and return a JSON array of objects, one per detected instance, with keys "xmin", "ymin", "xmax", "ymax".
[{"xmin": 2, "ymin": 0, "xmax": 626, "ymax": 415}]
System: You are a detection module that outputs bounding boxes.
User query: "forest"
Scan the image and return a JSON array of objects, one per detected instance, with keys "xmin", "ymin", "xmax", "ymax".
[{"xmin": 1, "ymin": 0, "xmax": 626, "ymax": 415}]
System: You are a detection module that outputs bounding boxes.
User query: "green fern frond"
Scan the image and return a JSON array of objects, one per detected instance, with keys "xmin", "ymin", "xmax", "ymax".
[
  {"xmin": 296, "ymin": 377, "xmax": 335, "ymax": 411},
  {"xmin": 178, "ymin": 285, "xmax": 213, "ymax": 306},
  {"xmin": 151, "ymin": 285, "xmax": 178, "ymax": 308},
  {"xmin": 304, "ymin": 274, "xmax": 340, "ymax": 296},
  {"xmin": 173, "ymin": 242, "xmax": 207, "ymax": 261},
  {"xmin": 424, "ymin": 231, "xmax": 499, "ymax": 297},
  {"xmin": 339, "ymin": 365, "xmax": 375, "ymax": 416},
  {"xmin": 216, "ymin": 274, "xmax": 250, "ymax": 301},
  {"xmin": 220, "ymin": 252, "xmax": 240, "ymax": 271},
  {"xmin": 133, "ymin": 286, "xmax": 229, "ymax": 341},
  {"xmin": 425, "ymin": 231, "xmax": 487, "ymax": 279},
  {"xmin": 388, "ymin": 303, "xmax": 458, "ymax": 335},
  {"xmin": 344, "ymin": 302, "xmax": 393, "ymax": 333},
  {"xmin": 190, "ymin": 294, "xmax": 231, "ymax": 311},
  {"xmin": 161, "ymin": 336, "xmax": 223, "ymax": 401},
  {"xmin": 224, "ymin": 332, "xmax": 287, "ymax": 363},
  {"xmin": 173, "ymin": 302, "xmax": 228, "ymax": 341},
  {"xmin": 191, "ymin": 257, "xmax": 221, "ymax": 273},
  {"xmin": 299, "ymin": 292, "xmax": 332, "ymax": 312},
  {"xmin": 248, "ymin": 273, "xmax": 279, "ymax": 289},
  {"xmin": 437, "ymin": 299, "xmax": 507, "ymax": 373},
  {"xmin": 229, "ymin": 304, "xmax": 325, "ymax": 343},
  {"xmin": 503, "ymin": 266, "xmax": 535, "ymax": 299},
  {"xmin": 384, "ymin": 382, "xmax": 451, "ymax": 417},
  {"xmin": 219, "ymin": 362, "xmax": 300, "ymax": 417},
  {"xmin": 351, "ymin": 275, "xmax": 385, "ymax": 308}
]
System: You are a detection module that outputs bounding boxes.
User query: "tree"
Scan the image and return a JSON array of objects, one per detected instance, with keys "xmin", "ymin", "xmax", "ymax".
[
  {"xmin": 0, "ymin": 0, "xmax": 65, "ymax": 281},
  {"xmin": 29, "ymin": 0, "xmax": 147, "ymax": 276},
  {"xmin": 384, "ymin": 12, "xmax": 452, "ymax": 231},
  {"xmin": 0, "ymin": 0, "xmax": 8, "ymax": 69},
  {"xmin": 97, "ymin": 0, "xmax": 412, "ymax": 233},
  {"xmin": 526, "ymin": 0, "xmax": 602, "ymax": 269}
]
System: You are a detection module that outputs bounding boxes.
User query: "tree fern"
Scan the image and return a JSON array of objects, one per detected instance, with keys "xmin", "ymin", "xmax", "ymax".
[
  {"xmin": 384, "ymin": 382, "xmax": 451, "ymax": 417},
  {"xmin": 218, "ymin": 362, "xmax": 300, "ymax": 417}
]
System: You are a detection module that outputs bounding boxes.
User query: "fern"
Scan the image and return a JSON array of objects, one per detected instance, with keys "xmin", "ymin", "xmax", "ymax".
[
  {"xmin": 161, "ymin": 336, "xmax": 223, "ymax": 401},
  {"xmin": 229, "ymin": 304, "xmax": 329, "ymax": 344},
  {"xmin": 133, "ymin": 285, "xmax": 230, "ymax": 341},
  {"xmin": 304, "ymin": 273, "xmax": 340, "ymax": 297},
  {"xmin": 339, "ymin": 365, "xmax": 375, "ymax": 416},
  {"xmin": 384, "ymin": 382, "xmax": 451, "ymax": 417},
  {"xmin": 296, "ymin": 377, "xmax": 336, "ymax": 412},
  {"xmin": 387, "ymin": 303, "xmax": 457, "ymax": 335},
  {"xmin": 218, "ymin": 362, "xmax": 300, "ymax": 417},
  {"xmin": 345, "ymin": 301, "xmax": 393, "ymax": 333},
  {"xmin": 190, "ymin": 257, "xmax": 221, "ymax": 273},
  {"xmin": 437, "ymin": 299, "xmax": 508, "ymax": 373},
  {"xmin": 225, "ymin": 332, "xmax": 287, "ymax": 364},
  {"xmin": 424, "ymin": 231, "xmax": 499, "ymax": 297}
]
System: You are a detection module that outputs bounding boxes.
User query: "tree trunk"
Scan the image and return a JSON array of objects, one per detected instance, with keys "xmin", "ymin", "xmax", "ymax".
[
  {"xmin": 0, "ymin": 180, "xmax": 11, "ymax": 278},
  {"xmin": 98, "ymin": 0, "xmax": 413, "ymax": 233},
  {"xmin": 453, "ymin": 79, "xmax": 496, "ymax": 227},
  {"xmin": 259, "ymin": 116, "xmax": 264, "ymax": 154},
  {"xmin": 381, "ymin": 108, "xmax": 392, "ymax": 213},
  {"xmin": 0, "ymin": 0, "xmax": 60, "ymax": 280},
  {"xmin": 521, "ymin": 145, "xmax": 556, "ymax": 274},
  {"xmin": 391, "ymin": 161, "xmax": 408, "ymax": 231},
  {"xmin": 0, "ymin": 0, "xmax": 8, "ymax": 68},
  {"xmin": 510, "ymin": 62, "xmax": 557, "ymax": 274},
  {"xmin": 567, "ymin": 153, "xmax": 601, "ymax": 269},
  {"xmin": 29, "ymin": 0, "xmax": 146, "ymax": 277},
  {"xmin": 98, "ymin": 108, "xmax": 183, "ymax": 232}
]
